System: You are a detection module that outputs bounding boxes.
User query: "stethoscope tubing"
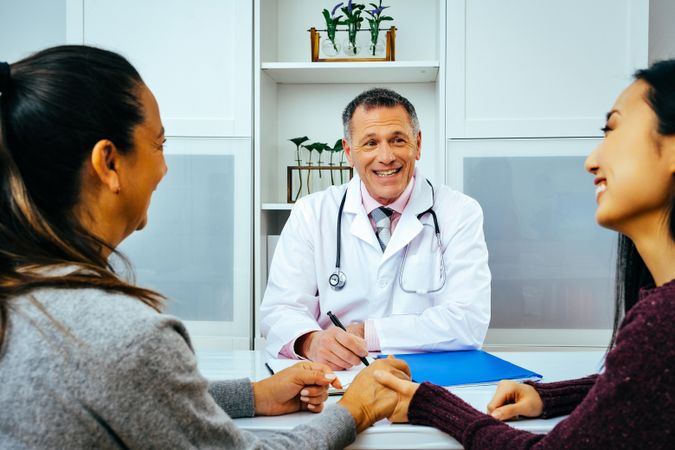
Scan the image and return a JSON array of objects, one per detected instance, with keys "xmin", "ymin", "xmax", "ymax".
[{"xmin": 330, "ymin": 179, "xmax": 443, "ymax": 292}]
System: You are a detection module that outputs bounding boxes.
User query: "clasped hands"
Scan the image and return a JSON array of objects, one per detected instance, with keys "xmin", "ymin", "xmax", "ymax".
[
  {"xmin": 259, "ymin": 322, "xmax": 545, "ymax": 428},
  {"xmin": 250, "ymin": 356, "xmax": 414, "ymax": 427}
]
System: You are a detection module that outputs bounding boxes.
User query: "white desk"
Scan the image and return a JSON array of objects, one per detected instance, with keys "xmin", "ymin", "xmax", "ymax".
[{"xmin": 196, "ymin": 350, "xmax": 604, "ymax": 450}]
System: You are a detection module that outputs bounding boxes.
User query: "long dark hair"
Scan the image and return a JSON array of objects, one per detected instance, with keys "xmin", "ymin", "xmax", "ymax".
[
  {"xmin": 0, "ymin": 45, "xmax": 163, "ymax": 351},
  {"xmin": 610, "ymin": 59, "xmax": 675, "ymax": 347}
]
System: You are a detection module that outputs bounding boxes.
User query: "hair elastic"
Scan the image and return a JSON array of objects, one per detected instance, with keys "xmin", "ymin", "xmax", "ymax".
[{"xmin": 0, "ymin": 62, "xmax": 11, "ymax": 94}]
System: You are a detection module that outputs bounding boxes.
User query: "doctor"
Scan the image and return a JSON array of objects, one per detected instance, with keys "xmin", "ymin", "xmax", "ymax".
[{"xmin": 261, "ymin": 88, "xmax": 491, "ymax": 370}]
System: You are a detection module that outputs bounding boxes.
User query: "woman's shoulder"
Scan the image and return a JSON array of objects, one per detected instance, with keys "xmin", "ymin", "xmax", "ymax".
[
  {"xmin": 12, "ymin": 286, "xmax": 189, "ymax": 358},
  {"xmin": 613, "ymin": 279, "xmax": 675, "ymax": 353},
  {"xmin": 629, "ymin": 279, "xmax": 675, "ymax": 325}
]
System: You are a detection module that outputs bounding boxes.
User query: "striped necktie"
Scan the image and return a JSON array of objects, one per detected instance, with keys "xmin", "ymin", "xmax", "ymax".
[{"xmin": 371, "ymin": 206, "xmax": 394, "ymax": 251}]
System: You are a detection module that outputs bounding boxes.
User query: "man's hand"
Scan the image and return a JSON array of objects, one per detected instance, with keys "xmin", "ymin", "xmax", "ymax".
[
  {"xmin": 346, "ymin": 322, "xmax": 364, "ymax": 338},
  {"xmin": 338, "ymin": 356, "xmax": 412, "ymax": 432},
  {"xmin": 296, "ymin": 327, "xmax": 368, "ymax": 370},
  {"xmin": 252, "ymin": 361, "xmax": 341, "ymax": 416}
]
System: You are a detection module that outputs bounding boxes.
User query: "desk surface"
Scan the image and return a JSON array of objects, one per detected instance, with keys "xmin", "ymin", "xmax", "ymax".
[{"xmin": 196, "ymin": 350, "xmax": 604, "ymax": 450}]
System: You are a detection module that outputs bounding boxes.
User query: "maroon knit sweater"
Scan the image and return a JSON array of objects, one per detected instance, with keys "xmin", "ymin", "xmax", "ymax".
[{"xmin": 408, "ymin": 279, "xmax": 675, "ymax": 449}]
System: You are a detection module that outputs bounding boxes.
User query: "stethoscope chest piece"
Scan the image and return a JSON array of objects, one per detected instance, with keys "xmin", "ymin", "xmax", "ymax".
[{"xmin": 329, "ymin": 270, "xmax": 346, "ymax": 290}]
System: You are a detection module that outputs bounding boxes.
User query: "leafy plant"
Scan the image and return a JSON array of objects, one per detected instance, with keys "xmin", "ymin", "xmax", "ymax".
[
  {"xmin": 302, "ymin": 142, "xmax": 327, "ymax": 193},
  {"xmin": 290, "ymin": 136, "xmax": 309, "ymax": 201},
  {"xmin": 341, "ymin": 0, "xmax": 365, "ymax": 55},
  {"xmin": 314, "ymin": 142, "xmax": 329, "ymax": 178},
  {"xmin": 322, "ymin": 3, "xmax": 345, "ymax": 53},
  {"xmin": 365, "ymin": 1, "xmax": 393, "ymax": 55},
  {"xmin": 327, "ymin": 139, "xmax": 345, "ymax": 184}
]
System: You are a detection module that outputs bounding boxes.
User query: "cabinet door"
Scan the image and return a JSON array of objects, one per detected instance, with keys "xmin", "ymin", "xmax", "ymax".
[
  {"xmin": 447, "ymin": 0, "xmax": 648, "ymax": 138},
  {"xmin": 0, "ymin": 0, "xmax": 67, "ymax": 62},
  {"xmin": 448, "ymin": 138, "xmax": 615, "ymax": 347},
  {"xmin": 70, "ymin": 0, "xmax": 252, "ymax": 137},
  {"xmin": 119, "ymin": 138, "xmax": 252, "ymax": 348}
]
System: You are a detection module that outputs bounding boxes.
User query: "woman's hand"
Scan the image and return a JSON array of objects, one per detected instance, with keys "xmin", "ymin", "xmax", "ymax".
[
  {"xmin": 252, "ymin": 361, "xmax": 341, "ymax": 416},
  {"xmin": 372, "ymin": 369, "xmax": 420, "ymax": 423},
  {"xmin": 486, "ymin": 380, "xmax": 544, "ymax": 420},
  {"xmin": 338, "ymin": 356, "xmax": 411, "ymax": 432}
]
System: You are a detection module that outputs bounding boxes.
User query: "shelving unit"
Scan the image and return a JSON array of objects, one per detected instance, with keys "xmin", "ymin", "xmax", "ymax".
[
  {"xmin": 253, "ymin": 0, "xmax": 446, "ymax": 346},
  {"xmin": 261, "ymin": 203, "xmax": 294, "ymax": 211},
  {"xmin": 261, "ymin": 61, "xmax": 440, "ymax": 84}
]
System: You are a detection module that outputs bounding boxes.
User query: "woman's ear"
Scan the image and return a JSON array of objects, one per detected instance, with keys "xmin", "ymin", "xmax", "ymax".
[{"xmin": 90, "ymin": 139, "xmax": 121, "ymax": 194}]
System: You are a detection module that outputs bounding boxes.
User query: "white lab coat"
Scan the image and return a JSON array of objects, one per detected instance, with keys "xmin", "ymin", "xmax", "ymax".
[{"xmin": 260, "ymin": 170, "xmax": 491, "ymax": 357}]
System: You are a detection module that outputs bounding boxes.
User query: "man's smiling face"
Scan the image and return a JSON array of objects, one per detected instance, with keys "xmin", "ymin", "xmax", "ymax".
[{"xmin": 344, "ymin": 105, "xmax": 421, "ymax": 205}]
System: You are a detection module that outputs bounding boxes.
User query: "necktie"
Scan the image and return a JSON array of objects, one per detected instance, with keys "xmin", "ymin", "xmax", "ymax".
[{"xmin": 371, "ymin": 206, "xmax": 394, "ymax": 251}]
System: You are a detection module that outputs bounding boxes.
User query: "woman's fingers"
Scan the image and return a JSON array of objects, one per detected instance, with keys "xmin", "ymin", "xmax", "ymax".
[
  {"xmin": 373, "ymin": 370, "xmax": 412, "ymax": 393},
  {"xmin": 299, "ymin": 385, "xmax": 329, "ymax": 401},
  {"xmin": 490, "ymin": 404, "xmax": 520, "ymax": 421},
  {"xmin": 487, "ymin": 381, "xmax": 515, "ymax": 413}
]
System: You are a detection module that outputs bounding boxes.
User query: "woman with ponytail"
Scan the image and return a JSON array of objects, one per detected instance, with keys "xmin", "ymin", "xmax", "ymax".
[{"xmin": 0, "ymin": 46, "xmax": 407, "ymax": 449}]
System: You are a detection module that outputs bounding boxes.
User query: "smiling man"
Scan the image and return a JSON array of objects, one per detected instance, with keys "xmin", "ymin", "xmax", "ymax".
[{"xmin": 261, "ymin": 88, "xmax": 491, "ymax": 369}]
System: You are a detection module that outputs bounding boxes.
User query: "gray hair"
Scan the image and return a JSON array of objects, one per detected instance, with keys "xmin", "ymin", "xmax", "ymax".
[{"xmin": 341, "ymin": 88, "xmax": 420, "ymax": 145}]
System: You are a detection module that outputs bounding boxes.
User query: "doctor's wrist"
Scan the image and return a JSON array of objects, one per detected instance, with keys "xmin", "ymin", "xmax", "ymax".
[{"xmin": 294, "ymin": 331, "xmax": 316, "ymax": 358}]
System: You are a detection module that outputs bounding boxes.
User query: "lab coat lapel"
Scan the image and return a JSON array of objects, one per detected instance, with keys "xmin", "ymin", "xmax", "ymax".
[
  {"xmin": 344, "ymin": 177, "xmax": 381, "ymax": 251},
  {"xmin": 382, "ymin": 176, "xmax": 434, "ymax": 260}
]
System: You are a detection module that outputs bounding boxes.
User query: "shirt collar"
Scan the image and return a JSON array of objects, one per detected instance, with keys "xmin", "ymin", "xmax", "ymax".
[{"xmin": 361, "ymin": 175, "xmax": 416, "ymax": 215}]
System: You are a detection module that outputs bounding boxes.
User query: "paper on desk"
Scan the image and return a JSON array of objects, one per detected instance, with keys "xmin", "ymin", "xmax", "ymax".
[{"xmin": 265, "ymin": 358, "xmax": 371, "ymax": 394}]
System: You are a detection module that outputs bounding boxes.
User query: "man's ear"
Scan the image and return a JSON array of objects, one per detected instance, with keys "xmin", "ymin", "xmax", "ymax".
[
  {"xmin": 415, "ymin": 130, "xmax": 422, "ymax": 161},
  {"xmin": 342, "ymin": 138, "xmax": 354, "ymax": 167},
  {"xmin": 90, "ymin": 139, "xmax": 121, "ymax": 194}
]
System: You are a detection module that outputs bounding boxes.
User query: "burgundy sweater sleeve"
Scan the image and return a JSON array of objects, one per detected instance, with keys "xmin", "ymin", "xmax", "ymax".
[
  {"xmin": 524, "ymin": 375, "xmax": 597, "ymax": 418},
  {"xmin": 407, "ymin": 285, "xmax": 675, "ymax": 449}
]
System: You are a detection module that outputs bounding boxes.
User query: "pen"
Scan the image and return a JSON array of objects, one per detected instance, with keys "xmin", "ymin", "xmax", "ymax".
[{"xmin": 327, "ymin": 310, "xmax": 370, "ymax": 366}]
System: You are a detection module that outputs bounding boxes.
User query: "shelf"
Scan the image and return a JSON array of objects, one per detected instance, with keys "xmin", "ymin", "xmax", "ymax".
[
  {"xmin": 262, "ymin": 203, "xmax": 294, "ymax": 211},
  {"xmin": 261, "ymin": 61, "xmax": 440, "ymax": 84}
]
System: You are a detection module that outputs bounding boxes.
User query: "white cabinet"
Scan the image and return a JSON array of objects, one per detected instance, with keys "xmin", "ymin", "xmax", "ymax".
[
  {"xmin": 448, "ymin": 138, "xmax": 616, "ymax": 347},
  {"xmin": 253, "ymin": 0, "xmax": 446, "ymax": 344},
  {"xmin": 65, "ymin": 0, "xmax": 255, "ymax": 348},
  {"xmin": 69, "ymin": 0, "xmax": 252, "ymax": 138},
  {"xmin": 0, "ymin": 0, "xmax": 68, "ymax": 62},
  {"xmin": 446, "ymin": 0, "xmax": 649, "ymax": 138},
  {"xmin": 444, "ymin": 0, "xmax": 648, "ymax": 348},
  {"xmin": 119, "ymin": 138, "xmax": 252, "ymax": 349}
]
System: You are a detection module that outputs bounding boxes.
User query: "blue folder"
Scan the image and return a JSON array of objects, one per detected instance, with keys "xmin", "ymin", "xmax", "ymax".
[{"xmin": 377, "ymin": 350, "xmax": 542, "ymax": 387}]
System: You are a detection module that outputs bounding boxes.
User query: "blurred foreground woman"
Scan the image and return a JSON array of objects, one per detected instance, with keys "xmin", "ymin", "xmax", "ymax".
[
  {"xmin": 0, "ymin": 46, "xmax": 408, "ymax": 449},
  {"xmin": 376, "ymin": 59, "xmax": 675, "ymax": 449}
]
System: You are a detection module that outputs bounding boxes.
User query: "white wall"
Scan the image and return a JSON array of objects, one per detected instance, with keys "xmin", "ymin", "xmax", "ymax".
[{"xmin": 649, "ymin": 0, "xmax": 675, "ymax": 62}]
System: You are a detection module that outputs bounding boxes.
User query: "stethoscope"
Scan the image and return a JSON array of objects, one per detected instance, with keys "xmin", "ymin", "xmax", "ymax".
[{"xmin": 328, "ymin": 179, "xmax": 447, "ymax": 294}]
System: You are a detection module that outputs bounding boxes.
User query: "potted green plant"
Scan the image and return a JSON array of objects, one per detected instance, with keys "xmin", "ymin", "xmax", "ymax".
[
  {"xmin": 365, "ymin": 1, "xmax": 393, "ymax": 56},
  {"xmin": 321, "ymin": 3, "xmax": 345, "ymax": 56},
  {"xmin": 289, "ymin": 136, "xmax": 309, "ymax": 201},
  {"xmin": 341, "ymin": 0, "xmax": 365, "ymax": 56}
]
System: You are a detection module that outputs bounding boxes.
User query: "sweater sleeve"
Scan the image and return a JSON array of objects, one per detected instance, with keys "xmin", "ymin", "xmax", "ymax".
[
  {"xmin": 524, "ymin": 375, "xmax": 598, "ymax": 418},
  {"xmin": 407, "ymin": 293, "xmax": 674, "ymax": 450},
  {"xmin": 93, "ymin": 315, "xmax": 356, "ymax": 450},
  {"xmin": 209, "ymin": 379, "xmax": 255, "ymax": 418}
]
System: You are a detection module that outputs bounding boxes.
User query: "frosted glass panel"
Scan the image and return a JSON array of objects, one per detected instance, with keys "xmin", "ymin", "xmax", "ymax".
[
  {"xmin": 464, "ymin": 156, "xmax": 615, "ymax": 329},
  {"xmin": 120, "ymin": 154, "xmax": 235, "ymax": 321}
]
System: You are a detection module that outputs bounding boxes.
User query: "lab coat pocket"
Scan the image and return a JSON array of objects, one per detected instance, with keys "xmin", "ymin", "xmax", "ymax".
[
  {"xmin": 398, "ymin": 252, "xmax": 444, "ymax": 298},
  {"xmin": 397, "ymin": 222, "xmax": 445, "ymax": 298}
]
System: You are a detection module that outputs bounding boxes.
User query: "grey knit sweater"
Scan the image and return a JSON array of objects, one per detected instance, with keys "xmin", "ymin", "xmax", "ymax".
[{"xmin": 0, "ymin": 287, "xmax": 356, "ymax": 449}]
